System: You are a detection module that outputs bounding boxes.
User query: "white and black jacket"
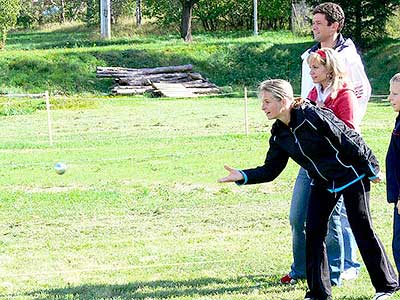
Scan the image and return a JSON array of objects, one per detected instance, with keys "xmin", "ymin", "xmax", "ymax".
[{"xmin": 237, "ymin": 101, "xmax": 379, "ymax": 192}]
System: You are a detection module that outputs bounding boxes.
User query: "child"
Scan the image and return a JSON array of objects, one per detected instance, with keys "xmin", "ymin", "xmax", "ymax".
[{"xmin": 386, "ymin": 73, "xmax": 400, "ymax": 281}]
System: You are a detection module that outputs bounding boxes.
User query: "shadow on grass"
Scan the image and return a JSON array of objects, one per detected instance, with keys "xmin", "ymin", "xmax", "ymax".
[{"xmin": 10, "ymin": 274, "xmax": 302, "ymax": 300}]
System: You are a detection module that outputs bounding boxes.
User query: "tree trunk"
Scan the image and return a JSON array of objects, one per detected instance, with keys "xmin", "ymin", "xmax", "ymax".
[
  {"xmin": 60, "ymin": 0, "xmax": 66, "ymax": 23},
  {"xmin": 136, "ymin": 0, "xmax": 142, "ymax": 27},
  {"xmin": 181, "ymin": 0, "xmax": 197, "ymax": 42}
]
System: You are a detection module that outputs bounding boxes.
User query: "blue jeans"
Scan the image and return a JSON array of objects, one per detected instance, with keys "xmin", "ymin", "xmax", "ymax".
[
  {"xmin": 289, "ymin": 167, "xmax": 311, "ymax": 280},
  {"xmin": 289, "ymin": 168, "xmax": 359, "ymax": 284},
  {"xmin": 326, "ymin": 197, "xmax": 344, "ymax": 285},
  {"xmin": 341, "ymin": 204, "xmax": 361, "ymax": 272}
]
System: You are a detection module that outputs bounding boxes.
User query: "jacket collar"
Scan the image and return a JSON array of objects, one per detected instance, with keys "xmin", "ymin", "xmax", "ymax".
[{"xmin": 309, "ymin": 34, "xmax": 349, "ymax": 53}]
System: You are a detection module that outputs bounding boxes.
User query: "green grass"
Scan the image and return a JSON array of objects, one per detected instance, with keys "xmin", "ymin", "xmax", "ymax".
[
  {"xmin": 1, "ymin": 23, "xmax": 398, "ymax": 95},
  {"xmin": 0, "ymin": 97, "xmax": 399, "ymax": 300}
]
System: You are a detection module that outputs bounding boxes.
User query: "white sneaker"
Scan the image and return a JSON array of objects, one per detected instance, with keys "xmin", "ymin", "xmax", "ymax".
[
  {"xmin": 372, "ymin": 292, "xmax": 393, "ymax": 300},
  {"xmin": 341, "ymin": 268, "xmax": 359, "ymax": 281}
]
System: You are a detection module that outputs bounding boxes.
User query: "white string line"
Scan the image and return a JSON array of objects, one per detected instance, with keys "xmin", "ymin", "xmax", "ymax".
[
  {"xmin": 0, "ymin": 145, "xmax": 244, "ymax": 167},
  {"xmin": 0, "ymin": 92, "xmax": 242, "ymax": 104},
  {"xmin": 0, "ymin": 99, "xmax": 45, "ymax": 104},
  {"xmin": 0, "ymin": 258, "xmax": 243, "ymax": 279},
  {"xmin": 0, "ymin": 92, "xmax": 389, "ymax": 104}
]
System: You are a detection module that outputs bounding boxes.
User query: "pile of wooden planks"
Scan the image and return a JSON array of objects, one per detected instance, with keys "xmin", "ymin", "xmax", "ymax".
[{"xmin": 96, "ymin": 64, "xmax": 220, "ymax": 97}]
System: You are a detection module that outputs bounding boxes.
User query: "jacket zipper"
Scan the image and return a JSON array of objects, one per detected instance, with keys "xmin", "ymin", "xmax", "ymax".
[{"xmin": 291, "ymin": 127, "xmax": 329, "ymax": 182}]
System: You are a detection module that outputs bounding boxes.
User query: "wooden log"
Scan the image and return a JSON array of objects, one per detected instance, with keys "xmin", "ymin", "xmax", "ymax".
[
  {"xmin": 182, "ymin": 81, "xmax": 217, "ymax": 88},
  {"xmin": 117, "ymin": 73, "xmax": 190, "ymax": 86},
  {"xmin": 189, "ymin": 87, "xmax": 220, "ymax": 94},
  {"xmin": 151, "ymin": 82, "xmax": 198, "ymax": 98},
  {"xmin": 97, "ymin": 64, "xmax": 193, "ymax": 77},
  {"xmin": 112, "ymin": 85, "xmax": 150, "ymax": 89},
  {"xmin": 111, "ymin": 85, "xmax": 153, "ymax": 95},
  {"xmin": 188, "ymin": 72, "xmax": 204, "ymax": 81}
]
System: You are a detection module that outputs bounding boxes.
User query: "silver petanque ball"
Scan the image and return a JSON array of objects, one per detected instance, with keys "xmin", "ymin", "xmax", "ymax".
[{"xmin": 54, "ymin": 162, "xmax": 67, "ymax": 175}]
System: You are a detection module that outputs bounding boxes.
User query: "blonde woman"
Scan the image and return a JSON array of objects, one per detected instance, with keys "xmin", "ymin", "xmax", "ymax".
[
  {"xmin": 219, "ymin": 79, "xmax": 398, "ymax": 300},
  {"xmin": 307, "ymin": 47, "xmax": 358, "ymax": 131}
]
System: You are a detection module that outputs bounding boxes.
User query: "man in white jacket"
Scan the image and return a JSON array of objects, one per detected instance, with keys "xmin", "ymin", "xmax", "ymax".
[
  {"xmin": 301, "ymin": 3, "xmax": 371, "ymax": 125},
  {"xmin": 281, "ymin": 2, "xmax": 373, "ymax": 289}
]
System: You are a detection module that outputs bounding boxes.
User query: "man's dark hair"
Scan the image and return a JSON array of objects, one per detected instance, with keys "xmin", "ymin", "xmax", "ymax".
[{"xmin": 313, "ymin": 2, "xmax": 345, "ymax": 33}]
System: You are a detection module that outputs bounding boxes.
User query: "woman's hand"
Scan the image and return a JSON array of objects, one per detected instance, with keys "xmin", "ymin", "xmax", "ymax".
[
  {"xmin": 371, "ymin": 172, "xmax": 383, "ymax": 183},
  {"xmin": 217, "ymin": 165, "xmax": 244, "ymax": 183}
]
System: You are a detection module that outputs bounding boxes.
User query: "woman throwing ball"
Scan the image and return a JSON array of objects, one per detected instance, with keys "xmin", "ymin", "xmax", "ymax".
[{"xmin": 218, "ymin": 79, "xmax": 398, "ymax": 300}]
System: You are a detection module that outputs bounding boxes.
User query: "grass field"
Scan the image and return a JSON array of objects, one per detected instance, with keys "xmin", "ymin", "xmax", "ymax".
[{"xmin": 0, "ymin": 96, "xmax": 398, "ymax": 300}]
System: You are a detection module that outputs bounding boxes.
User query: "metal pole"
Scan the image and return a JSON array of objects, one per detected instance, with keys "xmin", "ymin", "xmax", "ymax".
[
  {"xmin": 100, "ymin": 0, "xmax": 111, "ymax": 39},
  {"xmin": 253, "ymin": 0, "xmax": 258, "ymax": 36}
]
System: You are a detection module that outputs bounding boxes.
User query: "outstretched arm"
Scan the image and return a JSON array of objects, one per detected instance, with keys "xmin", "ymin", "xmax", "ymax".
[{"xmin": 218, "ymin": 165, "xmax": 244, "ymax": 183}]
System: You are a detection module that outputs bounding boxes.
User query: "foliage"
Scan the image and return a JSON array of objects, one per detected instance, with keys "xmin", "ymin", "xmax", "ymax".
[
  {"xmin": 386, "ymin": 8, "xmax": 400, "ymax": 38},
  {"xmin": 111, "ymin": 0, "xmax": 135, "ymax": 24},
  {"xmin": 16, "ymin": 0, "xmax": 136, "ymax": 28},
  {"xmin": 143, "ymin": 0, "xmax": 291, "ymax": 31},
  {"xmin": 306, "ymin": 0, "xmax": 400, "ymax": 47},
  {"xmin": 0, "ymin": 95, "xmax": 98, "ymax": 116},
  {"xmin": 143, "ymin": 0, "xmax": 182, "ymax": 29},
  {"xmin": 0, "ymin": 97, "xmax": 45, "ymax": 116},
  {"xmin": 0, "ymin": 0, "xmax": 21, "ymax": 48},
  {"xmin": 85, "ymin": 0, "xmax": 99, "ymax": 26}
]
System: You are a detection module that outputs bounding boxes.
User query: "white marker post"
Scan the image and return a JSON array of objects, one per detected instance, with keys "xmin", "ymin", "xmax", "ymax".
[
  {"xmin": 244, "ymin": 87, "xmax": 249, "ymax": 136},
  {"xmin": 253, "ymin": 0, "xmax": 258, "ymax": 36},
  {"xmin": 45, "ymin": 91, "xmax": 53, "ymax": 146},
  {"xmin": 100, "ymin": 0, "xmax": 111, "ymax": 39}
]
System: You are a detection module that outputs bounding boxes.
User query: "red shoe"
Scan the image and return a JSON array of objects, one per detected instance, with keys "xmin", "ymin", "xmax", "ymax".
[{"xmin": 280, "ymin": 274, "xmax": 297, "ymax": 284}]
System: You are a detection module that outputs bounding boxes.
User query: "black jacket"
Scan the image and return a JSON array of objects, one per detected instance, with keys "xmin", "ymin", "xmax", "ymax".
[
  {"xmin": 385, "ymin": 113, "xmax": 400, "ymax": 203},
  {"xmin": 238, "ymin": 101, "xmax": 379, "ymax": 192}
]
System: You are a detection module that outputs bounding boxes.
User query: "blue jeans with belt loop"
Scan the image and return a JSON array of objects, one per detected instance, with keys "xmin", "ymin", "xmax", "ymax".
[{"xmin": 289, "ymin": 167, "xmax": 348, "ymax": 285}]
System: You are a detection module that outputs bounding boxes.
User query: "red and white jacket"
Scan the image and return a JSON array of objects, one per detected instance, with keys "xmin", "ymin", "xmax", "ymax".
[
  {"xmin": 301, "ymin": 35, "xmax": 371, "ymax": 127},
  {"xmin": 307, "ymin": 83, "xmax": 359, "ymax": 132}
]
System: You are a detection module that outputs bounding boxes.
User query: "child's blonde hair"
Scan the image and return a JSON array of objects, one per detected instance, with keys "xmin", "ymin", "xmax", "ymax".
[{"xmin": 390, "ymin": 73, "xmax": 400, "ymax": 85}]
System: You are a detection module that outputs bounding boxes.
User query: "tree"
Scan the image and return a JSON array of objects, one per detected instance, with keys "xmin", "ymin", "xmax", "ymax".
[
  {"xmin": 86, "ymin": 0, "xmax": 99, "ymax": 26},
  {"xmin": 180, "ymin": 0, "xmax": 198, "ymax": 42},
  {"xmin": 0, "ymin": 0, "xmax": 21, "ymax": 49},
  {"xmin": 306, "ymin": 0, "xmax": 400, "ymax": 47},
  {"xmin": 144, "ymin": 0, "xmax": 292, "ymax": 32},
  {"xmin": 136, "ymin": 0, "xmax": 142, "ymax": 27}
]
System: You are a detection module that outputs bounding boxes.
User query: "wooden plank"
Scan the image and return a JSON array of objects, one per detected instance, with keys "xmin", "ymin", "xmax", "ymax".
[
  {"xmin": 97, "ymin": 64, "xmax": 193, "ymax": 77},
  {"xmin": 152, "ymin": 82, "xmax": 197, "ymax": 98}
]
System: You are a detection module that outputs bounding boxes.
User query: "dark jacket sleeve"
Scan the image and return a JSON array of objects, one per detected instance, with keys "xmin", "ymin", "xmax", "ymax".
[
  {"xmin": 309, "ymin": 107, "xmax": 379, "ymax": 178},
  {"xmin": 386, "ymin": 142, "xmax": 400, "ymax": 203},
  {"xmin": 237, "ymin": 134, "xmax": 290, "ymax": 185},
  {"xmin": 386, "ymin": 118, "xmax": 400, "ymax": 203}
]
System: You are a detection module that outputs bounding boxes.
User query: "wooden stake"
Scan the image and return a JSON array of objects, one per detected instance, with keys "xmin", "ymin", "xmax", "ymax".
[
  {"xmin": 244, "ymin": 87, "xmax": 249, "ymax": 136},
  {"xmin": 45, "ymin": 91, "xmax": 53, "ymax": 146}
]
